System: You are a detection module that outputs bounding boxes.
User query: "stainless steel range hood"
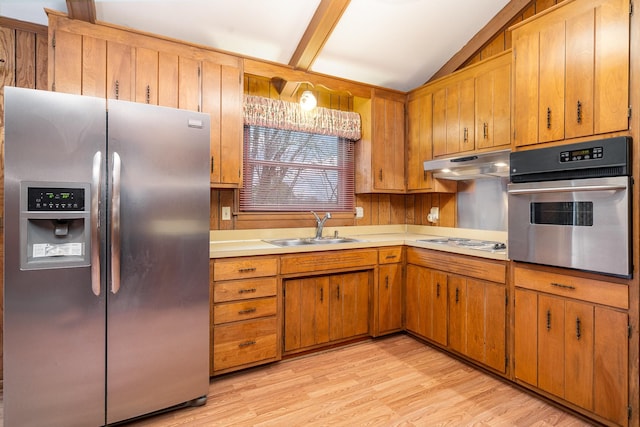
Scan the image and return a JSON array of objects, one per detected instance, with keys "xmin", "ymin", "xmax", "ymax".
[{"xmin": 423, "ymin": 149, "xmax": 510, "ymax": 180}]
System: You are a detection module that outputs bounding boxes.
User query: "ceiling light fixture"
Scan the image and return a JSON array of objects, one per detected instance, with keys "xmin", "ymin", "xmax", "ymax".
[{"xmin": 300, "ymin": 90, "xmax": 317, "ymax": 110}]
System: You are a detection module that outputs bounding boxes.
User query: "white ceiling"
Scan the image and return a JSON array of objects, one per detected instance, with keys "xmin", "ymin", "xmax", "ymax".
[{"xmin": 0, "ymin": 0, "xmax": 511, "ymax": 92}]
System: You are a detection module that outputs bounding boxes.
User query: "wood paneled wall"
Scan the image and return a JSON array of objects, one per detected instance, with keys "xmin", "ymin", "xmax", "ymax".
[
  {"xmin": 463, "ymin": 0, "xmax": 566, "ymax": 66},
  {"xmin": 0, "ymin": 16, "xmax": 49, "ymax": 382}
]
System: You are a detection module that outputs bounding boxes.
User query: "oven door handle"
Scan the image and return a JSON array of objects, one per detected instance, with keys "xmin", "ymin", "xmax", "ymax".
[{"xmin": 508, "ymin": 183, "xmax": 627, "ymax": 195}]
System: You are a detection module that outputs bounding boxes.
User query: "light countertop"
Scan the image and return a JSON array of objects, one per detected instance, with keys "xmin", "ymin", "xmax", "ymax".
[{"xmin": 210, "ymin": 225, "xmax": 508, "ymax": 261}]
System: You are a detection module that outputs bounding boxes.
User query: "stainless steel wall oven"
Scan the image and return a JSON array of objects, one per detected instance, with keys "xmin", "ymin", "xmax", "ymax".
[{"xmin": 508, "ymin": 136, "xmax": 632, "ymax": 277}]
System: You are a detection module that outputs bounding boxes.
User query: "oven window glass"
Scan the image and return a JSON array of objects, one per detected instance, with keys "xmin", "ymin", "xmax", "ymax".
[{"xmin": 530, "ymin": 202, "xmax": 593, "ymax": 226}]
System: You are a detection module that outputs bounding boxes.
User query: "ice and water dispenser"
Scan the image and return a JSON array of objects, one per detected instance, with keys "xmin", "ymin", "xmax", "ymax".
[{"xmin": 20, "ymin": 182, "xmax": 91, "ymax": 270}]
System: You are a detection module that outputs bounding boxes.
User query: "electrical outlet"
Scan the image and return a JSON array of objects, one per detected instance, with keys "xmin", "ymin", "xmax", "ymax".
[
  {"xmin": 222, "ymin": 206, "xmax": 231, "ymax": 221},
  {"xmin": 355, "ymin": 206, "xmax": 364, "ymax": 219}
]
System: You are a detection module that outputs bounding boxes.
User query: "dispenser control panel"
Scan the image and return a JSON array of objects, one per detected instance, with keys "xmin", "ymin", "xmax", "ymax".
[{"xmin": 27, "ymin": 187, "xmax": 85, "ymax": 211}]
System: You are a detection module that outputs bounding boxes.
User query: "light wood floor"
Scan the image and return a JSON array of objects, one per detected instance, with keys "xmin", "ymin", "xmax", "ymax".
[{"xmin": 125, "ymin": 334, "xmax": 594, "ymax": 427}]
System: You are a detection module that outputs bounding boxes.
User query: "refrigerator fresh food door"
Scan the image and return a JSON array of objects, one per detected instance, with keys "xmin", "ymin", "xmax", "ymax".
[
  {"xmin": 3, "ymin": 87, "xmax": 108, "ymax": 427},
  {"xmin": 105, "ymin": 100, "xmax": 211, "ymax": 424}
]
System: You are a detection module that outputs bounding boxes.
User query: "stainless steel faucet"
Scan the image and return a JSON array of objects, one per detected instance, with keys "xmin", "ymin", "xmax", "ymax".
[{"xmin": 311, "ymin": 211, "xmax": 331, "ymax": 239}]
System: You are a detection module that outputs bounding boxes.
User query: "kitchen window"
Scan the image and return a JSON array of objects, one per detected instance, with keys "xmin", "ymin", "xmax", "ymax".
[{"xmin": 240, "ymin": 125, "xmax": 354, "ymax": 212}]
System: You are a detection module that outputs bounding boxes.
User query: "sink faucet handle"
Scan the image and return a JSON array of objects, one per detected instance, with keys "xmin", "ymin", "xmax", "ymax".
[
  {"xmin": 326, "ymin": 212, "xmax": 332, "ymax": 219},
  {"xmin": 311, "ymin": 211, "xmax": 321, "ymax": 222}
]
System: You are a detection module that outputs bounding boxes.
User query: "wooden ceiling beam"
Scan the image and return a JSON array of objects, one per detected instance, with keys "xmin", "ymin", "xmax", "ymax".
[
  {"xmin": 289, "ymin": 0, "xmax": 350, "ymax": 70},
  {"xmin": 428, "ymin": 0, "xmax": 533, "ymax": 82},
  {"xmin": 276, "ymin": 0, "xmax": 350, "ymax": 99},
  {"xmin": 66, "ymin": 0, "xmax": 97, "ymax": 24}
]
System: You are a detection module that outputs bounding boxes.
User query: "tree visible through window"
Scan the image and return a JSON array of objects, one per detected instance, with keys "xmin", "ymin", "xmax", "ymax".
[{"xmin": 240, "ymin": 125, "xmax": 355, "ymax": 212}]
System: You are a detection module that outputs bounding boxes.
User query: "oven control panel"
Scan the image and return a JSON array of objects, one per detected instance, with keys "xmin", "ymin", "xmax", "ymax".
[{"xmin": 560, "ymin": 146, "xmax": 603, "ymax": 162}]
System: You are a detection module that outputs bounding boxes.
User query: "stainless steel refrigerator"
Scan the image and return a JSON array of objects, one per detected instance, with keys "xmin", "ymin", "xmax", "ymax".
[{"xmin": 3, "ymin": 86, "xmax": 211, "ymax": 426}]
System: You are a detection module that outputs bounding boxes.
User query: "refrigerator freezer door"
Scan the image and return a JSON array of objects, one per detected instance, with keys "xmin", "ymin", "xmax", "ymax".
[
  {"xmin": 4, "ymin": 87, "xmax": 108, "ymax": 426},
  {"xmin": 105, "ymin": 100, "xmax": 210, "ymax": 424}
]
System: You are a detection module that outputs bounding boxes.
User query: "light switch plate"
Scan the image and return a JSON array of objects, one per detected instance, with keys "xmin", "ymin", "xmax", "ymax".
[{"xmin": 222, "ymin": 206, "xmax": 231, "ymax": 220}]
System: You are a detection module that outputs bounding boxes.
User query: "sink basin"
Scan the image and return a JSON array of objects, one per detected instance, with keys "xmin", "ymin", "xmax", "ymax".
[{"xmin": 265, "ymin": 237, "xmax": 365, "ymax": 247}]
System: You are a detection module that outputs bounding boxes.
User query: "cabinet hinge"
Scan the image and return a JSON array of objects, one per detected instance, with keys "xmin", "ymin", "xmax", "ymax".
[
  {"xmin": 505, "ymin": 294, "xmax": 508, "ymax": 306},
  {"xmin": 505, "ymin": 356, "xmax": 509, "ymax": 369},
  {"xmin": 630, "ymin": 1, "xmax": 633, "ymax": 15},
  {"xmin": 628, "ymin": 106, "xmax": 632, "ymax": 119},
  {"xmin": 282, "ymin": 284, "xmax": 286, "ymax": 297},
  {"xmin": 628, "ymin": 323, "xmax": 633, "ymax": 339},
  {"xmin": 52, "ymin": 34, "xmax": 56, "ymax": 48},
  {"xmin": 628, "ymin": 405, "xmax": 632, "ymax": 420}
]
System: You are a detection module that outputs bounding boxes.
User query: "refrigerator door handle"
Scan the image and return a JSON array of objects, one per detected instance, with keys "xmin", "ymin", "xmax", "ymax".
[
  {"xmin": 91, "ymin": 151, "xmax": 103, "ymax": 296},
  {"xmin": 111, "ymin": 152, "xmax": 122, "ymax": 294}
]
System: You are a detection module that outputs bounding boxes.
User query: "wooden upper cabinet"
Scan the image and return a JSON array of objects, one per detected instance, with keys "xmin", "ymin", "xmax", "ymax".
[
  {"xmin": 354, "ymin": 90, "xmax": 405, "ymax": 193},
  {"xmin": 433, "ymin": 78, "xmax": 474, "ymax": 157},
  {"xmin": 475, "ymin": 54, "xmax": 511, "ymax": 149},
  {"xmin": 47, "ymin": 11, "xmax": 244, "ymax": 188},
  {"xmin": 512, "ymin": 0, "xmax": 629, "ymax": 146},
  {"xmin": 106, "ymin": 41, "xmax": 133, "ymax": 101}
]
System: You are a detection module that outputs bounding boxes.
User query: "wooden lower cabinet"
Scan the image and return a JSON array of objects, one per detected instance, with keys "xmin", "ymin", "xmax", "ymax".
[
  {"xmin": 514, "ymin": 266, "xmax": 629, "ymax": 426},
  {"xmin": 375, "ymin": 247, "xmax": 404, "ymax": 336},
  {"xmin": 405, "ymin": 264, "xmax": 447, "ymax": 345},
  {"xmin": 406, "ymin": 248, "xmax": 507, "ymax": 373},
  {"xmin": 284, "ymin": 270, "xmax": 370, "ymax": 354},
  {"xmin": 211, "ymin": 256, "xmax": 280, "ymax": 376}
]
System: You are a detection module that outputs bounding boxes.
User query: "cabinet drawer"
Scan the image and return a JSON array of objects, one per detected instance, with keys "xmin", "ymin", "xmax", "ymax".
[
  {"xmin": 379, "ymin": 246, "xmax": 403, "ymax": 264},
  {"xmin": 280, "ymin": 249, "xmax": 377, "ymax": 274},
  {"xmin": 214, "ymin": 297, "xmax": 277, "ymax": 324},
  {"xmin": 514, "ymin": 267, "xmax": 628, "ymax": 310},
  {"xmin": 407, "ymin": 247, "xmax": 506, "ymax": 284},
  {"xmin": 213, "ymin": 277, "xmax": 277, "ymax": 302},
  {"xmin": 213, "ymin": 256, "xmax": 278, "ymax": 281},
  {"xmin": 213, "ymin": 317, "xmax": 278, "ymax": 372}
]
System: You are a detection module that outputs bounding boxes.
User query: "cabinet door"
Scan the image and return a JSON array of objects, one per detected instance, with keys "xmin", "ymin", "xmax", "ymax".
[
  {"xmin": 564, "ymin": 300, "xmax": 594, "ymax": 410},
  {"xmin": 135, "ymin": 47, "xmax": 158, "ymax": 104},
  {"xmin": 406, "ymin": 93, "xmax": 433, "ymax": 191},
  {"xmin": 594, "ymin": 307, "xmax": 628, "ymax": 426},
  {"xmin": 330, "ymin": 271, "xmax": 369, "ymax": 341},
  {"xmin": 432, "ymin": 88, "xmax": 447, "ymax": 157},
  {"xmin": 448, "ymin": 275, "xmax": 466, "ymax": 354},
  {"xmin": 405, "ymin": 264, "xmax": 425, "ymax": 335},
  {"xmin": 430, "ymin": 270, "xmax": 448, "ymax": 346},
  {"xmin": 372, "ymin": 97, "xmax": 405, "ymax": 191},
  {"xmin": 157, "ymin": 51, "xmax": 178, "ymax": 108},
  {"xmin": 485, "ymin": 281, "xmax": 506, "ymax": 372},
  {"xmin": 203, "ymin": 61, "xmax": 242, "ymax": 186},
  {"xmin": 476, "ymin": 62, "xmax": 511, "ymax": 149},
  {"xmin": 106, "ymin": 41, "xmax": 132, "ymax": 101},
  {"xmin": 378, "ymin": 264, "xmax": 403, "ymax": 335},
  {"xmin": 538, "ymin": 294, "xmax": 565, "ymax": 397},
  {"xmin": 178, "ymin": 56, "xmax": 200, "ymax": 111},
  {"xmin": 512, "ymin": 28, "xmax": 539, "ymax": 147},
  {"xmin": 565, "ymin": 9, "xmax": 595, "ymax": 138},
  {"xmin": 458, "ymin": 77, "xmax": 475, "ymax": 153},
  {"xmin": 81, "ymin": 35, "xmax": 106, "ymax": 98},
  {"xmin": 284, "ymin": 277, "xmax": 329, "ymax": 352},
  {"xmin": 51, "ymin": 30, "xmax": 82, "ymax": 94},
  {"xmin": 538, "ymin": 20, "xmax": 565, "ymax": 143},
  {"xmin": 514, "ymin": 288, "xmax": 538, "ymax": 385},
  {"xmin": 466, "ymin": 279, "xmax": 485, "ymax": 365}
]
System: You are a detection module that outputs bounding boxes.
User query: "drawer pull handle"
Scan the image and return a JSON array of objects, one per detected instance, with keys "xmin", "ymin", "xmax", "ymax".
[
  {"xmin": 576, "ymin": 317, "xmax": 581, "ymax": 340},
  {"xmin": 385, "ymin": 254, "xmax": 397, "ymax": 260},
  {"xmin": 238, "ymin": 288, "xmax": 257, "ymax": 294},
  {"xmin": 238, "ymin": 308, "xmax": 257, "ymax": 315},
  {"xmin": 385, "ymin": 276, "xmax": 389, "ymax": 289},
  {"xmin": 320, "ymin": 287, "xmax": 323, "ymax": 302},
  {"xmin": 238, "ymin": 340, "xmax": 256, "ymax": 348},
  {"xmin": 238, "ymin": 267, "xmax": 257, "ymax": 273},
  {"xmin": 546, "ymin": 310, "xmax": 552, "ymax": 331},
  {"xmin": 455, "ymin": 287, "xmax": 459, "ymax": 303},
  {"xmin": 551, "ymin": 282, "xmax": 575, "ymax": 290},
  {"xmin": 436, "ymin": 283, "xmax": 440, "ymax": 298}
]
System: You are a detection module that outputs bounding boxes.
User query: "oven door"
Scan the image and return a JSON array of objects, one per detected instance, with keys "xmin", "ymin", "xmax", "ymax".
[{"xmin": 507, "ymin": 176, "xmax": 631, "ymax": 277}]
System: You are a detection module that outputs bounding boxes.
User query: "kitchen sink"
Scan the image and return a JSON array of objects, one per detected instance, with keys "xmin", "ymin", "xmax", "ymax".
[{"xmin": 265, "ymin": 237, "xmax": 365, "ymax": 247}]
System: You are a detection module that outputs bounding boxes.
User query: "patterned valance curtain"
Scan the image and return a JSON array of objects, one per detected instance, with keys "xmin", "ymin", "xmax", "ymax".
[{"xmin": 243, "ymin": 94, "xmax": 361, "ymax": 141}]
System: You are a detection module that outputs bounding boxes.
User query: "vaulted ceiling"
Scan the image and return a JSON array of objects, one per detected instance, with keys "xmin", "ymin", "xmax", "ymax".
[{"xmin": 1, "ymin": 0, "xmax": 533, "ymax": 92}]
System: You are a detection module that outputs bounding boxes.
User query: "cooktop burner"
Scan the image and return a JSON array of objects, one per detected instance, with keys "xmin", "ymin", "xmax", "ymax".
[{"xmin": 417, "ymin": 237, "xmax": 506, "ymax": 253}]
